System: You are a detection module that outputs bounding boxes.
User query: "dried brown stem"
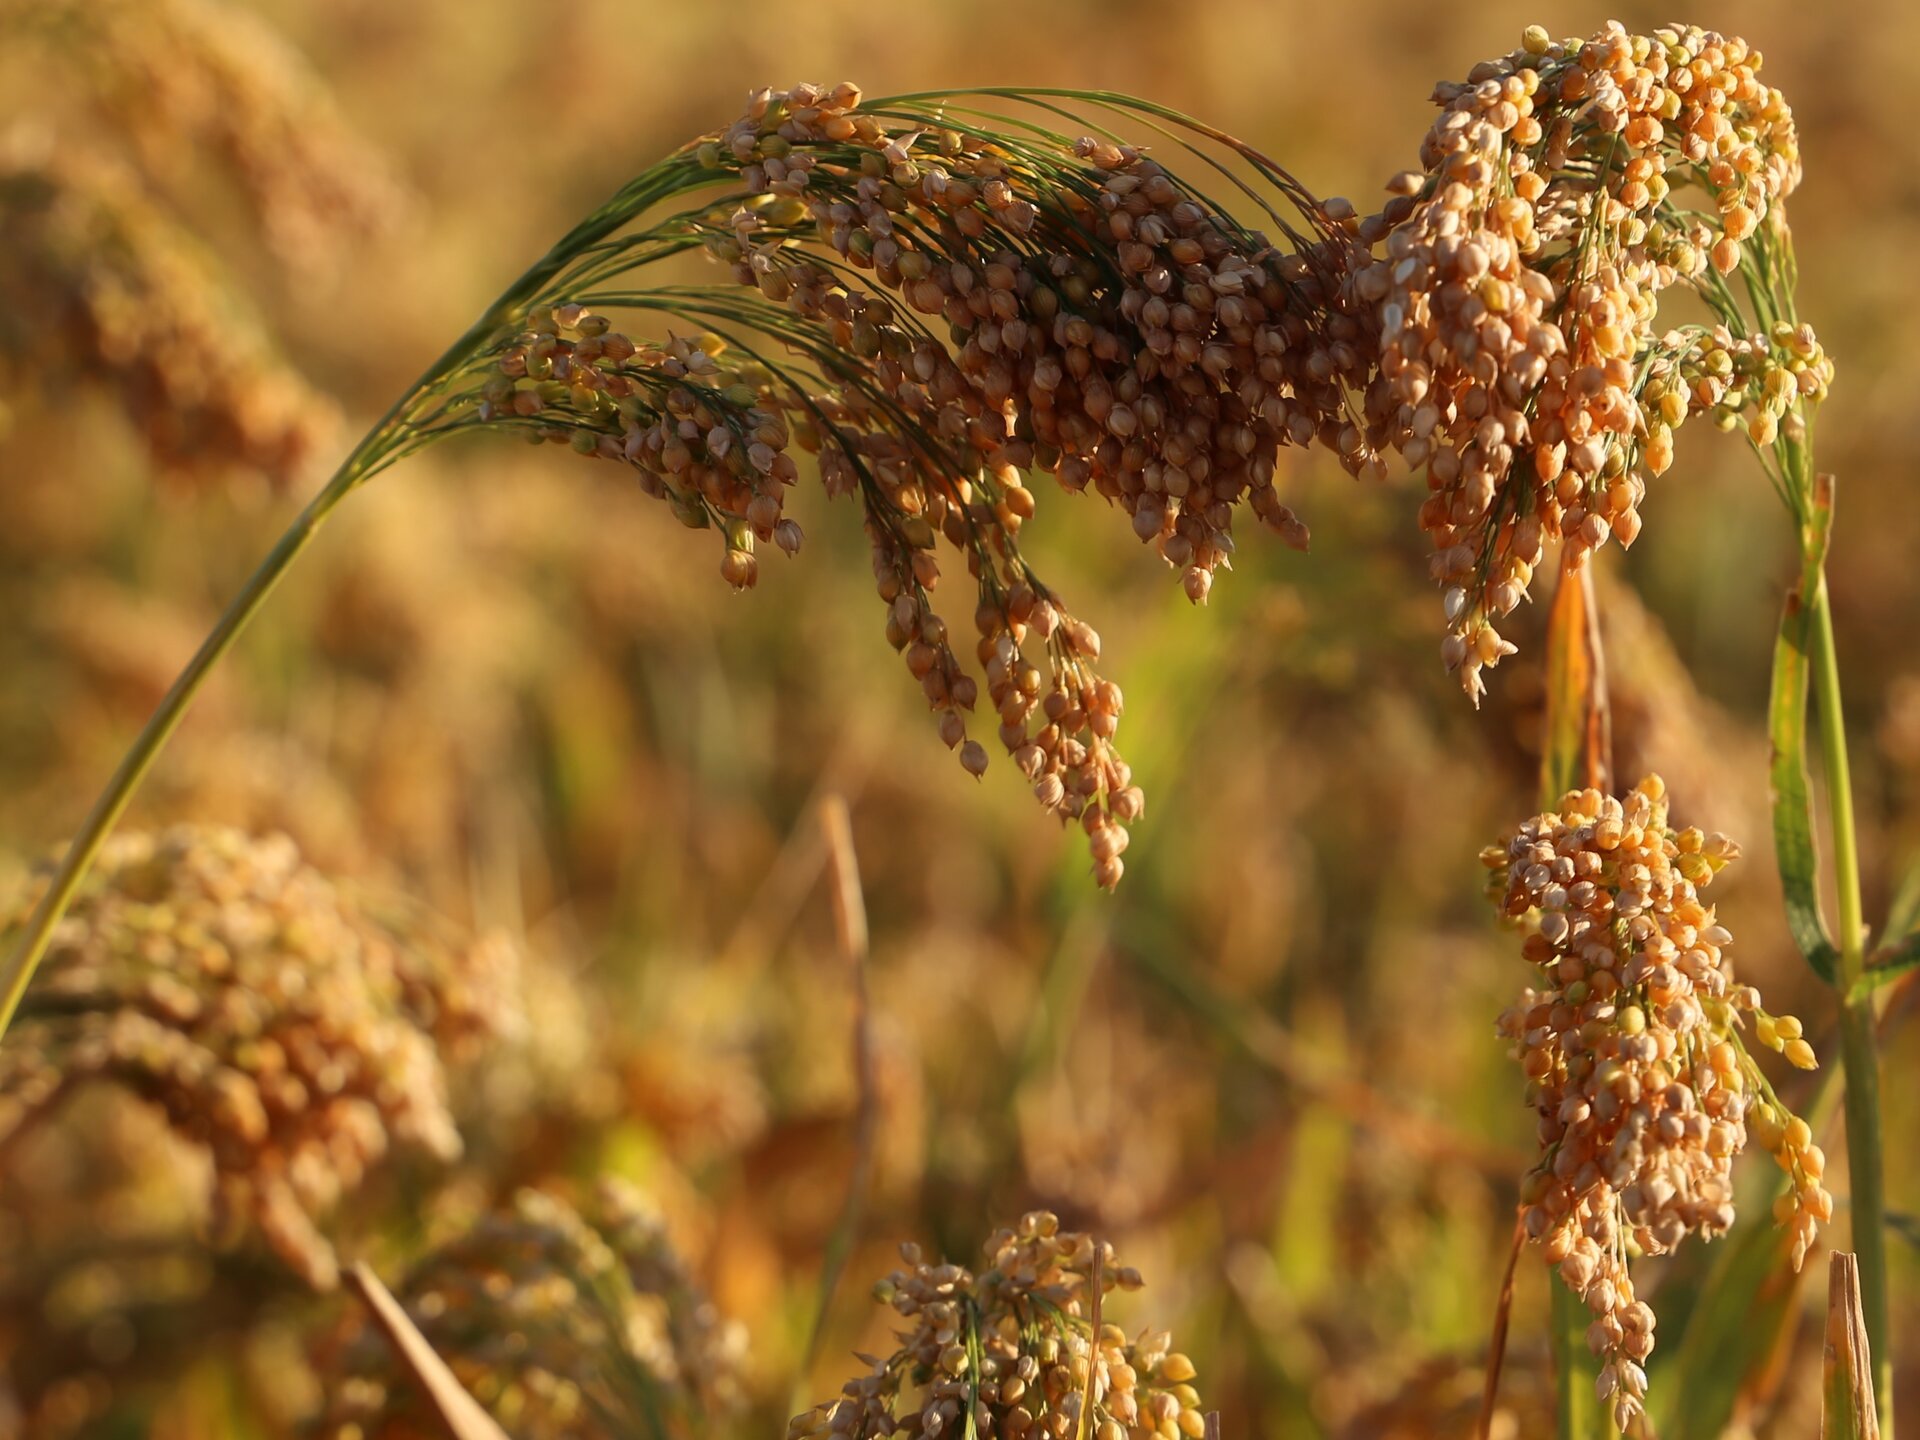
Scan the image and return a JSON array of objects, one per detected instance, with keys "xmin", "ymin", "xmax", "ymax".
[
  {"xmin": 1478, "ymin": 1213, "xmax": 1528, "ymax": 1440},
  {"xmin": 795, "ymin": 795, "xmax": 880, "ymax": 1399},
  {"xmin": 346, "ymin": 1261, "xmax": 511, "ymax": 1440}
]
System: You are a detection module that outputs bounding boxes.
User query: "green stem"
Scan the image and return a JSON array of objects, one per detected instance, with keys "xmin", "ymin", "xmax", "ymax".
[
  {"xmin": 0, "ymin": 165, "xmax": 691, "ymax": 1042},
  {"xmin": 1809, "ymin": 574, "xmax": 1894, "ymax": 1438}
]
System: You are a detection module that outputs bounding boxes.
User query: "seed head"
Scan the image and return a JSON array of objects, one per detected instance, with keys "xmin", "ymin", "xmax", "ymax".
[
  {"xmin": 0, "ymin": 827, "xmax": 522, "ymax": 1289},
  {"xmin": 464, "ymin": 82, "xmax": 1384, "ymax": 885},
  {"xmin": 36, "ymin": 0, "xmax": 411, "ymax": 276},
  {"xmin": 315, "ymin": 1181, "xmax": 744, "ymax": 1440},
  {"xmin": 1486, "ymin": 776, "xmax": 1825, "ymax": 1429},
  {"xmin": 791, "ymin": 1213, "xmax": 1200, "ymax": 1440},
  {"xmin": 0, "ymin": 149, "xmax": 335, "ymax": 490},
  {"xmin": 1367, "ymin": 24, "xmax": 1815, "ymax": 702}
]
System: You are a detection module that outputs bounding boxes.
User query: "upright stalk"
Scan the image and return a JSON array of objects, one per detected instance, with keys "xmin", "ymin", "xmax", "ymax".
[
  {"xmin": 1809, "ymin": 574, "xmax": 1893, "ymax": 1437},
  {"xmin": 1551, "ymin": 1278, "xmax": 1612, "ymax": 1440}
]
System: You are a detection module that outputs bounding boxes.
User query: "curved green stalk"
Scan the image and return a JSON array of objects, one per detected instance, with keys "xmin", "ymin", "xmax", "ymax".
[
  {"xmin": 0, "ymin": 477, "xmax": 342, "ymax": 1035},
  {"xmin": 1728, "ymin": 220, "xmax": 1893, "ymax": 1433},
  {"xmin": 1769, "ymin": 417, "xmax": 1891, "ymax": 1434},
  {"xmin": 0, "ymin": 158, "xmax": 710, "ymax": 1041},
  {"xmin": 0, "ymin": 85, "xmax": 1330, "ymax": 1042}
]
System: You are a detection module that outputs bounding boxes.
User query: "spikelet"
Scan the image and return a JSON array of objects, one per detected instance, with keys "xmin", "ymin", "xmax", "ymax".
[
  {"xmin": 791, "ymin": 1211, "xmax": 1208, "ymax": 1440},
  {"xmin": 0, "ymin": 147, "xmax": 334, "ymax": 489},
  {"xmin": 1366, "ymin": 23, "xmax": 1832, "ymax": 702},
  {"xmin": 0, "ymin": 827, "xmax": 522, "ymax": 1289},
  {"xmin": 314, "ymin": 1181, "xmax": 745, "ymax": 1440},
  {"xmin": 1483, "ymin": 775, "xmax": 1827, "ymax": 1429}
]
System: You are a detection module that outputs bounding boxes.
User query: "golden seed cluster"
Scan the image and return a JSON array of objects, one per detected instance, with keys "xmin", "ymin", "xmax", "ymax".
[
  {"xmin": 38, "ymin": 0, "xmax": 410, "ymax": 275},
  {"xmin": 710, "ymin": 82, "xmax": 1380, "ymax": 580},
  {"xmin": 316, "ymin": 1182, "xmax": 745, "ymax": 1440},
  {"xmin": 1369, "ymin": 23, "xmax": 1814, "ymax": 702},
  {"xmin": 0, "ymin": 151, "xmax": 334, "ymax": 490},
  {"xmin": 0, "ymin": 827, "xmax": 522, "ymax": 1289},
  {"xmin": 791, "ymin": 1211, "xmax": 1207, "ymax": 1440},
  {"xmin": 455, "ymin": 48, "xmax": 1832, "ymax": 875},
  {"xmin": 688, "ymin": 83, "xmax": 1384, "ymax": 880},
  {"xmin": 1483, "ymin": 775, "xmax": 1825, "ymax": 1429},
  {"xmin": 485, "ymin": 308, "xmax": 803, "ymax": 589},
  {"xmin": 1663, "ymin": 321, "xmax": 1832, "ymax": 449}
]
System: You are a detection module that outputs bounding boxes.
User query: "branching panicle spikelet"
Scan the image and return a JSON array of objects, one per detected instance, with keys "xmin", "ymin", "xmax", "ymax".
[
  {"xmin": 429, "ymin": 82, "xmax": 1382, "ymax": 885},
  {"xmin": 791, "ymin": 1211, "xmax": 1207, "ymax": 1440},
  {"xmin": 0, "ymin": 827, "xmax": 521, "ymax": 1288},
  {"xmin": 1484, "ymin": 775, "xmax": 1828, "ymax": 1428}
]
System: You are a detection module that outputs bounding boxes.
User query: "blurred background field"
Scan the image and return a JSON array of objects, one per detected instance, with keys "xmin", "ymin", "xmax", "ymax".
[{"xmin": 0, "ymin": 0, "xmax": 1914, "ymax": 1436}]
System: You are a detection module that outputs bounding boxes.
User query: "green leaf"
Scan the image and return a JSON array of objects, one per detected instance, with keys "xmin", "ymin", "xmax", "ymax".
[
  {"xmin": 1850, "ymin": 932, "xmax": 1920, "ymax": 1003},
  {"xmin": 1769, "ymin": 485, "xmax": 1840, "ymax": 986},
  {"xmin": 1653, "ymin": 1210, "xmax": 1809, "ymax": 1439},
  {"xmin": 1882, "ymin": 852, "xmax": 1920, "ymax": 944},
  {"xmin": 1541, "ymin": 561, "xmax": 1612, "ymax": 801},
  {"xmin": 1823, "ymin": 1253, "xmax": 1882, "ymax": 1439}
]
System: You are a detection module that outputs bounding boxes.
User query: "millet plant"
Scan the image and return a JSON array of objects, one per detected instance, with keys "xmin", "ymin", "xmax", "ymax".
[{"xmin": 0, "ymin": 17, "xmax": 1906, "ymax": 1439}]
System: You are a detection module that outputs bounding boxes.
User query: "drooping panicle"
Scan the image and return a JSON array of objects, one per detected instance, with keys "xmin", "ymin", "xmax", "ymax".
[
  {"xmin": 1367, "ymin": 24, "xmax": 1830, "ymax": 702},
  {"xmin": 1484, "ymin": 775, "xmax": 1827, "ymax": 1429},
  {"xmin": 435, "ymin": 82, "xmax": 1383, "ymax": 886}
]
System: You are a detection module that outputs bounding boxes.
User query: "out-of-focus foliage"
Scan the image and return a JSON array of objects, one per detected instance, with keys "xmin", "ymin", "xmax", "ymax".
[{"xmin": 0, "ymin": 2, "xmax": 1913, "ymax": 1438}]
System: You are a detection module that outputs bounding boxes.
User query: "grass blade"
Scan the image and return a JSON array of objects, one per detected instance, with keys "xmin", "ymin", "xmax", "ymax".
[
  {"xmin": 1823, "ymin": 1253, "xmax": 1881, "ymax": 1440},
  {"xmin": 1769, "ymin": 482, "xmax": 1841, "ymax": 985},
  {"xmin": 1478, "ymin": 1215, "xmax": 1526, "ymax": 1440},
  {"xmin": 346, "ymin": 1262, "xmax": 513, "ymax": 1440},
  {"xmin": 1883, "ymin": 853, "xmax": 1920, "ymax": 945},
  {"xmin": 1651, "ymin": 1210, "xmax": 1810, "ymax": 1439},
  {"xmin": 1852, "ymin": 932, "xmax": 1920, "ymax": 1003},
  {"xmin": 793, "ymin": 796, "xmax": 880, "ymax": 1406}
]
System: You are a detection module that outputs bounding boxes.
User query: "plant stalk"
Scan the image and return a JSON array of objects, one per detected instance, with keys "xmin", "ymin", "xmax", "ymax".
[
  {"xmin": 0, "ymin": 476, "xmax": 346, "ymax": 1036},
  {"xmin": 0, "ymin": 169, "xmax": 682, "ymax": 1043},
  {"xmin": 1552, "ymin": 1275, "xmax": 1613, "ymax": 1440},
  {"xmin": 1809, "ymin": 573, "xmax": 1894, "ymax": 1438}
]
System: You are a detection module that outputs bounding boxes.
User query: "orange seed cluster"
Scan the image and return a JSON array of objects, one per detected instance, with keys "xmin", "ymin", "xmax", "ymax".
[
  {"xmin": 1371, "ymin": 23, "xmax": 1812, "ymax": 701},
  {"xmin": 0, "ymin": 827, "xmax": 521, "ymax": 1289},
  {"xmin": 1484, "ymin": 776, "xmax": 1825, "ymax": 1428}
]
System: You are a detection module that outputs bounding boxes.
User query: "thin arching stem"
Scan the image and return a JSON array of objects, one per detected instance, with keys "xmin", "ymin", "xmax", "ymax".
[{"xmin": 0, "ymin": 158, "xmax": 712, "ymax": 1040}]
